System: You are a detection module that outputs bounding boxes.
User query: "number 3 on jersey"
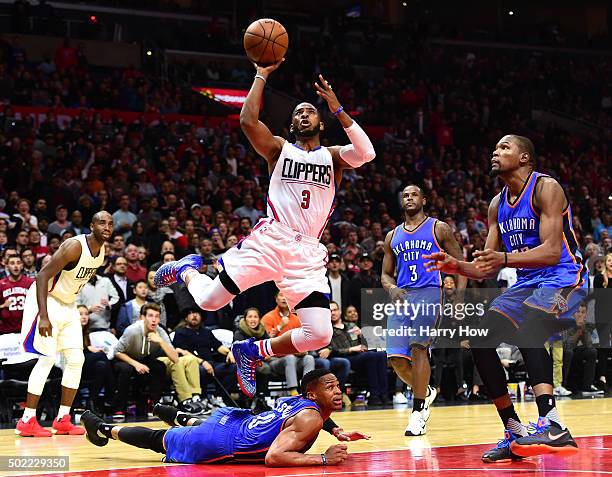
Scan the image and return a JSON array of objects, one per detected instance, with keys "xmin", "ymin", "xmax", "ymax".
[
  {"xmin": 301, "ymin": 190, "xmax": 311, "ymax": 209},
  {"xmin": 409, "ymin": 264, "xmax": 418, "ymax": 282}
]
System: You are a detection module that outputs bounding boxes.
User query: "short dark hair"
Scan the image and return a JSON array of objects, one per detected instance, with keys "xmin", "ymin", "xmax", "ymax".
[
  {"xmin": 510, "ymin": 135, "xmax": 535, "ymax": 167},
  {"xmin": 300, "ymin": 369, "xmax": 333, "ymax": 396},
  {"xmin": 140, "ymin": 303, "xmax": 161, "ymax": 316},
  {"xmin": 161, "ymin": 250, "xmax": 175, "ymax": 260},
  {"xmin": 244, "ymin": 307, "xmax": 261, "ymax": 318},
  {"xmin": 134, "ymin": 279, "xmax": 148, "ymax": 288}
]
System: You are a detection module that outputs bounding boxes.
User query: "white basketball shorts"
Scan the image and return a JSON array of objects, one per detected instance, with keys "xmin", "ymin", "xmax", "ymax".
[
  {"xmin": 218, "ymin": 218, "xmax": 330, "ymax": 309},
  {"xmin": 21, "ymin": 283, "xmax": 82, "ymax": 356}
]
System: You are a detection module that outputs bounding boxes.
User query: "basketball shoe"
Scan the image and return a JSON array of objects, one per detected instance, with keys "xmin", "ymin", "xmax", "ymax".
[
  {"xmin": 15, "ymin": 416, "xmax": 52, "ymax": 437},
  {"xmin": 52, "ymin": 415, "xmax": 86, "ymax": 435},
  {"xmin": 510, "ymin": 417, "xmax": 578, "ymax": 457},
  {"xmin": 422, "ymin": 385, "xmax": 438, "ymax": 422},
  {"xmin": 482, "ymin": 429, "xmax": 524, "ymax": 463},
  {"xmin": 232, "ymin": 338, "xmax": 263, "ymax": 398},
  {"xmin": 154, "ymin": 254, "xmax": 203, "ymax": 287},
  {"xmin": 404, "ymin": 410, "xmax": 427, "ymax": 436},
  {"xmin": 81, "ymin": 411, "xmax": 108, "ymax": 447}
]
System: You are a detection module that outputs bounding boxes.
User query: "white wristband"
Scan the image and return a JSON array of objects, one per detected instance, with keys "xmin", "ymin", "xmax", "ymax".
[{"xmin": 254, "ymin": 74, "xmax": 267, "ymax": 84}]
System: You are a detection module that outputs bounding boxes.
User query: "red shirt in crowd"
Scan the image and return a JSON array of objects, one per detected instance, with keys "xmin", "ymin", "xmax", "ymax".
[
  {"xmin": 0, "ymin": 275, "xmax": 34, "ymax": 334},
  {"xmin": 125, "ymin": 263, "xmax": 147, "ymax": 283}
]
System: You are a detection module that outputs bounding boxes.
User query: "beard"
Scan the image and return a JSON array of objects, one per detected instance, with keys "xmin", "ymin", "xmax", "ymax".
[
  {"xmin": 489, "ymin": 168, "xmax": 500, "ymax": 177},
  {"xmin": 294, "ymin": 123, "xmax": 321, "ymax": 138}
]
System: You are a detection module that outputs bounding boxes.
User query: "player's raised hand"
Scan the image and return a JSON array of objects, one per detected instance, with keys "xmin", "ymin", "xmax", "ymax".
[
  {"xmin": 38, "ymin": 315, "xmax": 53, "ymax": 337},
  {"xmin": 423, "ymin": 252, "xmax": 460, "ymax": 274},
  {"xmin": 324, "ymin": 444, "xmax": 348, "ymax": 465},
  {"xmin": 254, "ymin": 58, "xmax": 285, "ymax": 78},
  {"xmin": 333, "ymin": 428, "xmax": 371, "ymax": 442},
  {"xmin": 473, "ymin": 249, "xmax": 504, "ymax": 274},
  {"xmin": 314, "ymin": 74, "xmax": 341, "ymax": 113}
]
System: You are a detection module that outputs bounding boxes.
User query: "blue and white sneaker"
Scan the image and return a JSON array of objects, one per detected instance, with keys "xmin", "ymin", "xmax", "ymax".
[
  {"xmin": 153, "ymin": 254, "xmax": 203, "ymax": 288},
  {"xmin": 232, "ymin": 338, "xmax": 263, "ymax": 398},
  {"xmin": 482, "ymin": 429, "xmax": 524, "ymax": 463}
]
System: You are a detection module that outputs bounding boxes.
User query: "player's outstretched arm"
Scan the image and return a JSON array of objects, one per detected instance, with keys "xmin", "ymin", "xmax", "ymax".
[
  {"xmin": 35, "ymin": 239, "xmax": 82, "ymax": 337},
  {"xmin": 240, "ymin": 61, "xmax": 285, "ymax": 165},
  {"xmin": 265, "ymin": 410, "xmax": 347, "ymax": 467},
  {"xmin": 316, "ymin": 74, "xmax": 375, "ymax": 171}
]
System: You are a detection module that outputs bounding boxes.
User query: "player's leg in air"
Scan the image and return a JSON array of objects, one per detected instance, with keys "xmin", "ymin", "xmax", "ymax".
[{"xmin": 154, "ymin": 237, "xmax": 333, "ymax": 397}]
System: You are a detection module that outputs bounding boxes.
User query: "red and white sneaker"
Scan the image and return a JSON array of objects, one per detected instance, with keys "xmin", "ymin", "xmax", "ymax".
[
  {"xmin": 15, "ymin": 417, "xmax": 52, "ymax": 437},
  {"xmin": 52, "ymin": 415, "xmax": 85, "ymax": 435}
]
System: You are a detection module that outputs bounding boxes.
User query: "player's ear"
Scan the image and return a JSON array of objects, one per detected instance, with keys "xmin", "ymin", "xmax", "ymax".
[
  {"xmin": 319, "ymin": 121, "xmax": 324, "ymax": 132},
  {"xmin": 289, "ymin": 124, "xmax": 294, "ymax": 134}
]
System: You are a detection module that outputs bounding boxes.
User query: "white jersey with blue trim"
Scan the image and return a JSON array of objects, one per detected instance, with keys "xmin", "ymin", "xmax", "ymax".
[
  {"xmin": 48, "ymin": 234, "xmax": 104, "ymax": 304},
  {"xmin": 266, "ymin": 141, "xmax": 336, "ymax": 239}
]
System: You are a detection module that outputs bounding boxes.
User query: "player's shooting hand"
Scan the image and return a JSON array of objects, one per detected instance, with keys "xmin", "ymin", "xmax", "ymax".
[
  {"xmin": 333, "ymin": 428, "xmax": 371, "ymax": 442},
  {"xmin": 423, "ymin": 252, "xmax": 460, "ymax": 274},
  {"xmin": 473, "ymin": 249, "xmax": 504, "ymax": 274},
  {"xmin": 38, "ymin": 315, "xmax": 53, "ymax": 337},
  {"xmin": 324, "ymin": 444, "xmax": 348, "ymax": 465},
  {"xmin": 254, "ymin": 58, "xmax": 285, "ymax": 78},
  {"xmin": 314, "ymin": 74, "xmax": 341, "ymax": 113}
]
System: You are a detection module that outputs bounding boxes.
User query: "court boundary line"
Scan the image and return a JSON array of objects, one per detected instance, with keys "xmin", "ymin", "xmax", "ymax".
[
  {"xmin": 273, "ymin": 469, "xmax": 612, "ymax": 477},
  {"xmin": 15, "ymin": 434, "xmax": 611, "ymax": 476}
]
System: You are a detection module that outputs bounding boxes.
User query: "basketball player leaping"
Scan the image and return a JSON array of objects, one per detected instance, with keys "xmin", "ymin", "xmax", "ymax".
[
  {"xmin": 424, "ymin": 135, "xmax": 585, "ymax": 461},
  {"xmin": 17, "ymin": 211, "xmax": 112, "ymax": 437},
  {"xmin": 382, "ymin": 185, "xmax": 466, "ymax": 436},
  {"xmin": 154, "ymin": 59, "xmax": 376, "ymax": 397}
]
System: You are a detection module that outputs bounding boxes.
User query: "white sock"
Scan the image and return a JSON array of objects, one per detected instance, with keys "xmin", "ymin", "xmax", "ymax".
[
  {"xmin": 57, "ymin": 405, "xmax": 71, "ymax": 420},
  {"xmin": 22, "ymin": 407, "xmax": 37, "ymax": 422},
  {"xmin": 256, "ymin": 339, "xmax": 275, "ymax": 357},
  {"xmin": 507, "ymin": 417, "xmax": 528, "ymax": 437},
  {"xmin": 545, "ymin": 408, "xmax": 565, "ymax": 430},
  {"xmin": 181, "ymin": 268, "xmax": 199, "ymax": 283}
]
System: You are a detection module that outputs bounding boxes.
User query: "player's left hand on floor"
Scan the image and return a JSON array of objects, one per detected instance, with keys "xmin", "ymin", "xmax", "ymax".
[{"xmin": 336, "ymin": 430, "xmax": 371, "ymax": 441}]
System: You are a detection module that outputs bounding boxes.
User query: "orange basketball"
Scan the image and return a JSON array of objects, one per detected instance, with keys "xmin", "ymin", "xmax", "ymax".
[{"xmin": 243, "ymin": 18, "xmax": 288, "ymax": 66}]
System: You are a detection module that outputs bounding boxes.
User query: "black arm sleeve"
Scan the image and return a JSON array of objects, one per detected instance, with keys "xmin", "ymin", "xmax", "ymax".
[{"xmin": 322, "ymin": 417, "xmax": 339, "ymax": 434}]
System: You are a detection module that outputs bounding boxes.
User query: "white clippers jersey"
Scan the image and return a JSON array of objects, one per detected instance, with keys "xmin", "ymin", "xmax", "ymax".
[
  {"xmin": 48, "ymin": 234, "xmax": 104, "ymax": 304},
  {"xmin": 267, "ymin": 141, "xmax": 336, "ymax": 239}
]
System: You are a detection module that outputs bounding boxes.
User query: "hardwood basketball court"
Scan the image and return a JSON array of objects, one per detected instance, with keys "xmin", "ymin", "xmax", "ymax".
[{"xmin": 2, "ymin": 397, "xmax": 611, "ymax": 476}]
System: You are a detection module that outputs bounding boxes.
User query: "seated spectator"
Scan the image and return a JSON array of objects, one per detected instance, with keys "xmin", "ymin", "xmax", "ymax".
[
  {"xmin": 173, "ymin": 309, "xmax": 237, "ymax": 405},
  {"xmin": 329, "ymin": 305, "xmax": 389, "ymax": 405},
  {"xmin": 20, "ymin": 248, "xmax": 37, "ymax": 278},
  {"xmin": 47, "ymin": 204, "xmax": 71, "ymax": 236},
  {"xmin": 111, "ymin": 304, "xmax": 170, "ymax": 420},
  {"xmin": 146, "ymin": 268, "xmax": 175, "ymax": 327},
  {"xmin": 233, "ymin": 307, "xmax": 272, "ymax": 402},
  {"xmin": 124, "ymin": 244, "xmax": 147, "ymax": 283},
  {"xmin": 315, "ymin": 301, "xmax": 351, "ymax": 407},
  {"xmin": 563, "ymin": 303, "xmax": 604, "ymax": 396},
  {"xmin": 77, "ymin": 274, "xmax": 119, "ymax": 332},
  {"xmin": 79, "ymin": 305, "xmax": 115, "ymax": 415},
  {"xmin": 116, "ymin": 280, "xmax": 151, "ymax": 337},
  {"xmin": 262, "ymin": 291, "xmax": 301, "ymax": 338},
  {"xmin": 0, "ymin": 254, "xmax": 33, "ymax": 334}
]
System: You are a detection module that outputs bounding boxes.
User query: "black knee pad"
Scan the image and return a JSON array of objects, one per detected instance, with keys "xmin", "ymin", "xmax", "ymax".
[
  {"xmin": 295, "ymin": 292, "xmax": 330, "ymax": 310},
  {"xmin": 472, "ymin": 310, "xmax": 518, "ymax": 348},
  {"xmin": 218, "ymin": 270, "xmax": 240, "ymax": 296}
]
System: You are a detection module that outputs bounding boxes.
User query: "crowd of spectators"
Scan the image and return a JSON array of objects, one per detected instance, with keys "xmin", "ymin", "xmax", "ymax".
[{"xmin": 0, "ymin": 11, "xmax": 611, "ymax": 420}]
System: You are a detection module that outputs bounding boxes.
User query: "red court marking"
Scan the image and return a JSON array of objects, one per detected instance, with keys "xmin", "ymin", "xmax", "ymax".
[{"xmin": 16, "ymin": 435, "xmax": 612, "ymax": 477}]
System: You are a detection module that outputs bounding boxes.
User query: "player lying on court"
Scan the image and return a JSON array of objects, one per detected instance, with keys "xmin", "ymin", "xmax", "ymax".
[
  {"xmin": 82, "ymin": 369, "xmax": 369, "ymax": 466},
  {"xmin": 424, "ymin": 135, "xmax": 584, "ymax": 461},
  {"xmin": 154, "ymin": 58, "xmax": 376, "ymax": 397}
]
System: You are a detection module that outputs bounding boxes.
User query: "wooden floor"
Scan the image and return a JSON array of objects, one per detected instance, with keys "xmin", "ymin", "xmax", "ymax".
[{"xmin": 2, "ymin": 397, "xmax": 611, "ymax": 476}]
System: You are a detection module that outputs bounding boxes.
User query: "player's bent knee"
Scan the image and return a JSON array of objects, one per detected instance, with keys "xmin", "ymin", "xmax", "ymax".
[{"xmin": 389, "ymin": 356, "xmax": 411, "ymax": 370}]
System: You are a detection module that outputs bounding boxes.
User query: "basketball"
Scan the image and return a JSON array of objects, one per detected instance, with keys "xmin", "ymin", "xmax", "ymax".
[{"xmin": 243, "ymin": 18, "xmax": 288, "ymax": 66}]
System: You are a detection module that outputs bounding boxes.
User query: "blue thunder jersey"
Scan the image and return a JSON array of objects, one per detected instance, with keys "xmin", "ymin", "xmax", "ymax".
[
  {"xmin": 164, "ymin": 396, "xmax": 320, "ymax": 464},
  {"xmin": 391, "ymin": 217, "xmax": 442, "ymax": 288},
  {"xmin": 497, "ymin": 171, "xmax": 585, "ymax": 286}
]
